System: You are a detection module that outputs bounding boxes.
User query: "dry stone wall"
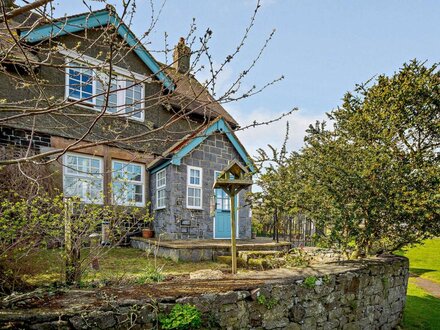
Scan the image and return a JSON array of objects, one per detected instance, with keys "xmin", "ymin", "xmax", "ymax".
[{"xmin": 0, "ymin": 255, "xmax": 408, "ymax": 330}]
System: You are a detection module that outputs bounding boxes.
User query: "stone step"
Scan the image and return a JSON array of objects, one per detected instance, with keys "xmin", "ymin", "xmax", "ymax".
[{"xmin": 238, "ymin": 250, "xmax": 285, "ymax": 262}]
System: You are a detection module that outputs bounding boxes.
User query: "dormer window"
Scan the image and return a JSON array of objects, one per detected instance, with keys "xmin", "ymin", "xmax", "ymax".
[{"xmin": 62, "ymin": 49, "xmax": 148, "ymax": 122}]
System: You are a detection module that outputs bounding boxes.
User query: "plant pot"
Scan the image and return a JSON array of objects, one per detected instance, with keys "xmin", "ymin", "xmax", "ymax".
[
  {"xmin": 251, "ymin": 231, "xmax": 257, "ymax": 239},
  {"xmin": 142, "ymin": 229, "xmax": 154, "ymax": 239}
]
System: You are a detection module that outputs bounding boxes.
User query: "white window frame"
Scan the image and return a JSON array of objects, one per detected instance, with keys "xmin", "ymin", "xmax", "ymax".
[
  {"xmin": 155, "ymin": 169, "xmax": 166, "ymax": 210},
  {"xmin": 186, "ymin": 166, "xmax": 203, "ymax": 210},
  {"xmin": 111, "ymin": 160, "xmax": 145, "ymax": 207},
  {"xmin": 61, "ymin": 49, "xmax": 147, "ymax": 122},
  {"xmin": 62, "ymin": 152, "xmax": 104, "ymax": 204}
]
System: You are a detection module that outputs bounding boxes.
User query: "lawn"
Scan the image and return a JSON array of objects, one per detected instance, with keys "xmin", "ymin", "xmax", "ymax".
[
  {"xmin": 400, "ymin": 237, "xmax": 440, "ymax": 283},
  {"xmin": 13, "ymin": 247, "xmax": 228, "ymax": 287},
  {"xmin": 399, "ymin": 238, "xmax": 440, "ymax": 330},
  {"xmin": 403, "ymin": 279, "xmax": 440, "ymax": 330}
]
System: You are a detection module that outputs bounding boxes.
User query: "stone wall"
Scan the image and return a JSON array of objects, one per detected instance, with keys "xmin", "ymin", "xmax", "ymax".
[
  {"xmin": 0, "ymin": 255, "xmax": 409, "ymax": 329},
  {"xmin": 291, "ymin": 247, "xmax": 347, "ymax": 264},
  {"xmin": 151, "ymin": 132, "xmax": 251, "ymax": 239}
]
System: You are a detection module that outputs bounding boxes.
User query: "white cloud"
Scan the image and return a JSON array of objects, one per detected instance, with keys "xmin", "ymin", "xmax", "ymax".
[{"xmin": 226, "ymin": 105, "xmax": 327, "ymax": 158}]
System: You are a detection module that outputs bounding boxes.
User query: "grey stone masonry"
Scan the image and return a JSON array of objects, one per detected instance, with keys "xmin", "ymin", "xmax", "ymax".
[
  {"xmin": 0, "ymin": 255, "xmax": 409, "ymax": 330},
  {"xmin": 150, "ymin": 132, "xmax": 252, "ymax": 239}
]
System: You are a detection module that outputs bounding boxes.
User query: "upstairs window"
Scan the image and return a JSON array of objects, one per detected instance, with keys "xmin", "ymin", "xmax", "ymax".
[
  {"xmin": 95, "ymin": 74, "xmax": 118, "ymax": 113},
  {"xmin": 125, "ymin": 80, "xmax": 143, "ymax": 119},
  {"xmin": 112, "ymin": 161, "xmax": 145, "ymax": 207},
  {"xmin": 63, "ymin": 153, "xmax": 103, "ymax": 204},
  {"xmin": 156, "ymin": 169, "xmax": 166, "ymax": 209},
  {"xmin": 187, "ymin": 166, "xmax": 202, "ymax": 209},
  {"xmin": 68, "ymin": 64, "xmax": 94, "ymax": 103},
  {"xmin": 66, "ymin": 61, "xmax": 145, "ymax": 121}
]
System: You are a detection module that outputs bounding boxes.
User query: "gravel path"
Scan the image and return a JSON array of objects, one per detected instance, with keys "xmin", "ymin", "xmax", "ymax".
[{"xmin": 412, "ymin": 276, "xmax": 440, "ymax": 298}]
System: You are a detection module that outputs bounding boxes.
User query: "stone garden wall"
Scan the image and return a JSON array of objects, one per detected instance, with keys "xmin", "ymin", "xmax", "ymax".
[
  {"xmin": 0, "ymin": 255, "xmax": 408, "ymax": 330},
  {"xmin": 292, "ymin": 247, "xmax": 347, "ymax": 264}
]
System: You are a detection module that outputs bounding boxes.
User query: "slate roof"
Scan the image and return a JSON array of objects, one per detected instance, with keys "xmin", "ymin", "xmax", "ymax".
[{"xmin": 162, "ymin": 65, "xmax": 238, "ymax": 127}]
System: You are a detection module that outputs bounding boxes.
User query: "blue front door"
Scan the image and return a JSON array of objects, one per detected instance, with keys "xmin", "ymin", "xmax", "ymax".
[
  {"xmin": 214, "ymin": 171, "xmax": 238, "ymax": 239},
  {"xmin": 214, "ymin": 187, "xmax": 232, "ymax": 238}
]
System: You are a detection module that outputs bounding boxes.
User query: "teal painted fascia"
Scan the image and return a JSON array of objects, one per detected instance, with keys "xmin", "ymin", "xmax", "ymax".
[
  {"xmin": 171, "ymin": 119, "xmax": 255, "ymax": 173},
  {"xmin": 20, "ymin": 10, "xmax": 110, "ymax": 43},
  {"xmin": 20, "ymin": 10, "xmax": 174, "ymax": 91},
  {"xmin": 149, "ymin": 160, "xmax": 171, "ymax": 174}
]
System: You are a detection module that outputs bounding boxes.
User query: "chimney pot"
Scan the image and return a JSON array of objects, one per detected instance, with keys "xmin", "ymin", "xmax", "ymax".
[{"xmin": 173, "ymin": 37, "xmax": 191, "ymax": 74}]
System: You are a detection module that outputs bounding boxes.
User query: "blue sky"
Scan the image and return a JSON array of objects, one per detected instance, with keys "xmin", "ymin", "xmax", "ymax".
[{"xmin": 27, "ymin": 0, "xmax": 440, "ymax": 156}]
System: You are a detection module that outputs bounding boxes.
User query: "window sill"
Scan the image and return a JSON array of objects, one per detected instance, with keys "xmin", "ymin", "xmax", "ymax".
[
  {"xmin": 186, "ymin": 206, "xmax": 204, "ymax": 210},
  {"xmin": 114, "ymin": 203, "xmax": 146, "ymax": 208}
]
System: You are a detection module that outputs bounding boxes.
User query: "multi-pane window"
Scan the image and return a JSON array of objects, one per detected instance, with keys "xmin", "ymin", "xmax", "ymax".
[
  {"xmin": 156, "ymin": 169, "xmax": 166, "ymax": 209},
  {"xmin": 112, "ymin": 161, "xmax": 144, "ymax": 206},
  {"xmin": 125, "ymin": 80, "xmax": 143, "ymax": 119},
  {"xmin": 63, "ymin": 153, "xmax": 103, "ymax": 204},
  {"xmin": 67, "ymin": 64, "xmax": 94, "ymax": 103},
  {"xmin": 66, "ymin": 61, "xmax": 144, "ymax": 121},
  {"xmin": 187, "ymin": 166, "xmax": 202, "ymax": 209},
  {"xmin": 95, "ymin": 74, "xmax": 118, "ymax": 113}
]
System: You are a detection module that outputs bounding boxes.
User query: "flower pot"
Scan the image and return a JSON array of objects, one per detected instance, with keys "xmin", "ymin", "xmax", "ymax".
[
  {"xmin": 142, "ymin": 229, "xmax": 154, "ymax": 239},
  {"xmin": 251, "ymin": 231, "xmax": 257, "ymax": 239}
]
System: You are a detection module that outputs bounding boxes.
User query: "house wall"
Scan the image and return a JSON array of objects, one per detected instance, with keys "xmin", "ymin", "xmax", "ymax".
[
  {"xmin": 151, "ymin": 133, "xmax": 251, "ymax": 239},
  {"xmin": 0, "ymin": 24, "xmax": 252, "ymax": 233},
  {"xmin": 0, "ymin": 28, "xmax": 197, "ymax": 156},
  {"xmin": 0, "ymin": 27, "xmax": 204, "ymax": 209}
]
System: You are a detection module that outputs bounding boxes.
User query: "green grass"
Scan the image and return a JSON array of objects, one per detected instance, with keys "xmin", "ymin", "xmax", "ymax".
[
  {"xmin": 12, "ymin": 247, "xmax": 228, "ymax": 287},
  {"xmin": 403, "ymin": 279, "xmax": 440, "ymax": 330},
  {"xmin": 399, "ymin": 238, "xmax": 440, "ymax": 283},
  {"xmin": 398, "ymin": 238, "xmax": 440, "ymax": 329}
]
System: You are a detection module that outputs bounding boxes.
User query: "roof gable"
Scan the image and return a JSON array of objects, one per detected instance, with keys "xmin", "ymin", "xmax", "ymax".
[
  {"xmin": 19, "ymin": 7, "xmax": 175, "ymax": 91},
  {"xmin": 150, "ymin": 117, "xmax": 255, "ymax": 173}
]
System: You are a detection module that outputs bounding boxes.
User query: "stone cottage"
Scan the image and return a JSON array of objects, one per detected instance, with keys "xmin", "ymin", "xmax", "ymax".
[{"xmin": 0, "ymin": 3, "xmax": 254, "ymax": 239}]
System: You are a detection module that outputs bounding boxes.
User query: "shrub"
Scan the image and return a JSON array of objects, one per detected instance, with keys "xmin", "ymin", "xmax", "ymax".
[{"xmin": 159, "ymin": 304, "xmax": 202, "ymax": 330}]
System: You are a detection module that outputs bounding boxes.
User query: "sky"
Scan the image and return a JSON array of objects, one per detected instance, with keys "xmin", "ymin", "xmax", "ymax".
[{"xmin": 22, "ymin": 0, "xmax": 440, "ymax": 156}]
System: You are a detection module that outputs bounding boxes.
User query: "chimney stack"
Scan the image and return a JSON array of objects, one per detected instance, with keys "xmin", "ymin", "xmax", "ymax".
[{"xmin": 173, "ymin": 37, "xmax": 191, "ymax": 74}]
